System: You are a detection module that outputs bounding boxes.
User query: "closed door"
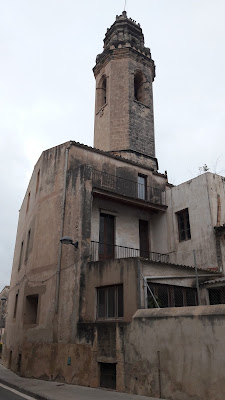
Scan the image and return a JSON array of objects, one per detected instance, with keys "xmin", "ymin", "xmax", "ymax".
[
  {"xmin": 139, "ymin": 220, "xmax": 149, "ymax": 258},
  {"xmin": 99, "ymin": 213, "xmax": 114, "ymax": 260}
]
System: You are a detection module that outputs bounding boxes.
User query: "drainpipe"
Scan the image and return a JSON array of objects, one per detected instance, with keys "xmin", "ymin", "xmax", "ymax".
[{"xmin": 55, "ymin": 146, "xmax": 70, "ymax": 313}]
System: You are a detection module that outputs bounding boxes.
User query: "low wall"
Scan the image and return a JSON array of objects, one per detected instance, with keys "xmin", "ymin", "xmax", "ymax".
[{"xmin": 125, "ymin": 305, "xmax": 225, "ymax": 400}]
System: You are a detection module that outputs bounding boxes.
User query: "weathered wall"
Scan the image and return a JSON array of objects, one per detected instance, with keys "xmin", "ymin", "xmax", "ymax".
[
  {"xmin": 125, "ymin": 306, "xmax": 225, "ymax": 400},
  {"xmin": 166, "ymin": 173, "xmax": 225, "ymax": 270},
  {"xmin": 91, "ymin": 196, "xmax": 157, "ymax": 253},
  {"xmin": 82, "ymin": 258, "xmax": 140, "ymax": 322}
]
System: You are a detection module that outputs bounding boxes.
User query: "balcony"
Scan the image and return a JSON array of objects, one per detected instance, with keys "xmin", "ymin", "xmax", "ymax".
[
  {"xmin": 92, "ymin": 169, "xmax": 167, "ymax": 211},
  {"xmin": 90, "ymin": 241, "xmax": 169, "ymax": 263}
]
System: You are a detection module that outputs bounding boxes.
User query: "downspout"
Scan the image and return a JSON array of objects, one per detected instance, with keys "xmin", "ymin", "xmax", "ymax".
[{"xmin": 55, "ymin": 146, "xmax": 70, "ymax": 313}]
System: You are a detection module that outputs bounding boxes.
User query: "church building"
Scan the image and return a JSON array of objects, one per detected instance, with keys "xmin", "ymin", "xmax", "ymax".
[{"xmin": 3, "ymin": 11, "xmax": 225, "ymax": 400}]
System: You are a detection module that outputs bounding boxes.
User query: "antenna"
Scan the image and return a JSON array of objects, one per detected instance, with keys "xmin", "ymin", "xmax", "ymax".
[{"xmin": 124, "ymin": 0, "xmax": 127, "ymax": 11}]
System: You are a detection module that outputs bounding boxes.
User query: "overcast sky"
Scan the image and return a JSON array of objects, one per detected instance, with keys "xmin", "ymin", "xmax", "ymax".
[{"xmin": 1, "ymin": 0, "xmax": 225, "ymax": 289}]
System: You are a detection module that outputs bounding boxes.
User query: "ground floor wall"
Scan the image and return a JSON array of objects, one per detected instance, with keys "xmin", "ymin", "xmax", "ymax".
[
  {"xmin": 3, "ymin": 305, "xmax": 225, "ymax": 400},
  {"xmin": 125, "ymin": 305, "xmax": 225, "ymax": 400}
]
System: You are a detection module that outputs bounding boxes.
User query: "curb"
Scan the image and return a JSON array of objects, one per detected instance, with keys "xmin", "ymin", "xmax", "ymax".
[{"xmin": 0, "ymin": 377, "xmax": 49, "ymax": 400}]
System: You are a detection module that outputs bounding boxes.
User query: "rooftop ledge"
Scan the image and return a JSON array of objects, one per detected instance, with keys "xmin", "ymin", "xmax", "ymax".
[{"xmin": 133, "ymin": 305, "xmax": 225, "ymax": 319}]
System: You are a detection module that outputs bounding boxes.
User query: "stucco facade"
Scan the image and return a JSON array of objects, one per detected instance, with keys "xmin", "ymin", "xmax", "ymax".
[{"xmin": 3, "ymin": 10, "xmax": 225, "ymax": 400}]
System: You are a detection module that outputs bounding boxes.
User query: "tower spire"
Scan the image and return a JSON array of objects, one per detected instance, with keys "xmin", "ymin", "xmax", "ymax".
[{"xmin": 93, "ymin": 12, "xmax": 157, "ymax": 170}]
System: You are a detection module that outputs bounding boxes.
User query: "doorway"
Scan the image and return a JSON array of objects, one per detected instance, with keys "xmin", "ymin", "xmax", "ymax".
[
  {"xmin": 99, "ymin": 362, "xmax": 116, "ymax": 390},
  {"xmin": 99, "ymin": 213, "xmax": 115, "ymax": 260}
]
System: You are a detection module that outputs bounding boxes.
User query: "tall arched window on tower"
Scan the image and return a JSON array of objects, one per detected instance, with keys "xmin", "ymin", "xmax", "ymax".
[
  {"xmin": 134, "ymin": 71, "xmax": 148, "ymax": 106},
  {"xmin": 98, "ymin": 75, "xmax": 107, "ymax": 110}
]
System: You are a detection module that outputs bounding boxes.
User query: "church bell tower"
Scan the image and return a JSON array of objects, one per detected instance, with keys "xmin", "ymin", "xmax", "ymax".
[{"xmin": 93, "ymin": 11, "xmax": 158, "ymax": 170}]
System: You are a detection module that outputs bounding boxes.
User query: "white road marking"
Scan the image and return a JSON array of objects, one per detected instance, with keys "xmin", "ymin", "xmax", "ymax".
[{"xmin": 0, "ymin": 383, "xmax": 36, "ymax": 399}]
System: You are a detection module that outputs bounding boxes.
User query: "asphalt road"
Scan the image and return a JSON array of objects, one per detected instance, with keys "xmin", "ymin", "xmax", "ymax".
[{"xmin": 0, "ymin": 384, "xmax": 36, "ymax": 400}]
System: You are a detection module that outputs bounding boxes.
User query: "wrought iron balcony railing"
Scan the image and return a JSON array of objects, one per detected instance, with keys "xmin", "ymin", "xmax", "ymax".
[
  {"xmin": 90, "ymin": 241, "xmax": 169, "ymax": 263},
  {"xmin": 92, "ymin": 169, "xmax": 165, "ymax": 205}
]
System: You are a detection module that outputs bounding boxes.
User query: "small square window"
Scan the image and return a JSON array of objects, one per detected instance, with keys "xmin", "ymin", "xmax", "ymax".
[{"xmin": 176, "ymin": 208, "xmax": 191, "ymax": 242}]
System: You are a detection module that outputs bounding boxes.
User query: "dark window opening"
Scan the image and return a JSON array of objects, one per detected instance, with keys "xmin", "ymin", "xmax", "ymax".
[
  {"xmin": 13, "ymin": 293, "xmax": 18, "ymax": 319},
  {"xmin": 36, "ymin": 169, "xmax": 40, "ymax": 194},
  {"xmin": 176, "ymin": 208, "xmax": 191, "ymax": 242},
  {"xmin": 99, "ymin": 213, "xmax": 114, "ymax": 260},
  {"xmin": 99, "ymin": 362, "xmax": 116, "ymax": 390},
  {"xmin": 148, "ymin": 283, "xmax": 197, "ymax": 308},
  {"xmin": 97, "ymin": 285, "xmax": 123, "ymax": 319},
  {"xmin": 138, "ymin": 174, "xmax": 147, "ymax": 200},
  {"xmin": 25, "ymin": 230, "xmax": 31, "ymax": 261},
  {"xmin": 139, "ymin": 220, "xmax": 149, "ymax": 258},
  {"xmin": 18, "ymin": 241, "xmax": 24, "ymax": 270},
  {"xmin": 208, "ymin": 287, "xmax": 225, "ymax": 305},
  {"xmin": 24, "ymin": 294, "xmax": 39, "ymax": 324}
]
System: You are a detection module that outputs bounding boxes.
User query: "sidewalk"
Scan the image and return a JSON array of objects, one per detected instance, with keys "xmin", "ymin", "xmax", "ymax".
[{"xmin": 0, "ymin": 364, "xmax": 162, "ymax": 400}]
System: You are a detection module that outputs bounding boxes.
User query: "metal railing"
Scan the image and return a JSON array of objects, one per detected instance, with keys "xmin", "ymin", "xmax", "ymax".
[
  {"xmin": 90, "ymin": 241, "xmax": 169, "ymax": 263},
  {"xmin": 92, "ymin": 169, "xmax": 164, "ymax": 205}
]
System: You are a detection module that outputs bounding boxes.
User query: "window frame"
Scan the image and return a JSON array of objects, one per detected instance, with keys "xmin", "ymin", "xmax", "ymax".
[
  {"xmin": 96, "ymin": 284, "xmax": 123, "ymax": 320},
  {"xmin": 148, "ymin": 283, "xmax": 197, "ymax": 308},
  {"xmin": 176, "ymin": 208, "xmax": 191, "ymax": 242},
  {"xmin": 138, "ymin": 174, "xmax": 147, "ymax": 200}
]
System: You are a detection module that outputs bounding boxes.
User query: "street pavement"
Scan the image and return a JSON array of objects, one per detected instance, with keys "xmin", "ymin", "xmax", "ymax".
[{"xmin": 0, "ymin": 364, "xmax": 163, "ymax": 400}]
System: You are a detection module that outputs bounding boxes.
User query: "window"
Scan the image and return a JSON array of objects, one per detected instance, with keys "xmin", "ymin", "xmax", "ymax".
[
  {"xmin": 208, "ymin": 287, "xmax": 225, "ymax": 305},
  {"xmin": 36, "ymin": 169, "xmax": 40, "ymax": 194},
  {"xmin": 148, "ymin": 283, "xmax": 197, "ymax": 308},
  {"xmin": 176, "ymin": 208, "xmax": 191, "ymax": 242},
  {"xmin": 13, "ymin": 293, "xmax": 19, "ymax": 319},
  {"xmin": 97, "ymin": 285, "xmax": 123, "ymax": 319},
  {"xmin": 18, "ymin": 241, "xmax": 24, "ymax": 270},
  {"xmin": 26, "ymin": 192, "xmax": 30, "ymax": 213},
  {"xmin": 25, "ymin": 230, "xmax": 31, "ymax": 261},
  {"xmin": 99, "ymin": 213, "xmax": 114, "ymax": 260},
  {"xmin": 134, "ymin": 71, "xmax": 148, "ymax": 105},
  {"xmin": 24, "ymin": 294, "xmax": 39, "ymax": 324},
  {"xmin": 98, "ymin": 75, "xmax": 107, "ymax": 109},
  {"xmin": 138, "ymin": 174, "xmax": 147, "ymax": 200}
]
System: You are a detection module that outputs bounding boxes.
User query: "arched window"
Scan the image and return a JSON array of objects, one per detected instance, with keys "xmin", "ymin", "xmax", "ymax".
[
  {"xmin": 134, "ymin": 71, "xmax": 148, "ymax": 105},
  {"xmin": 98, "ymin": 75, "xmax": 107, "ymax": 110}
]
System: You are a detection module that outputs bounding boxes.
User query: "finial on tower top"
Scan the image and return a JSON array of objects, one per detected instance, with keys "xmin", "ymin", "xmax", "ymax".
[{"xmin": 124, "ymin": 0, "xmax": 127, "ymax": 11}]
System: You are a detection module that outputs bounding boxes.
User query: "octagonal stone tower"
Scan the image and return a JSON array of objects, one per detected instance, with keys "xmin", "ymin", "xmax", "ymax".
[{"xmin": 93, "ymin": 11, "xmax": 157, "ymax": 170}]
